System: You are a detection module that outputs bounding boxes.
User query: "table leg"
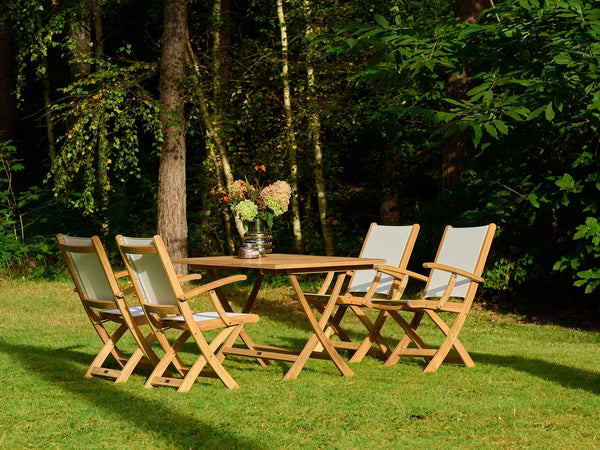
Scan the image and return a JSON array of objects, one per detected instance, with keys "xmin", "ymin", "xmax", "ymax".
[
  {"xmin": 208, "ymin": 269, "xmax": 269, "ymax": 367},
  {"xmin": 242, "ymin": 272, "xmax": 264, "ymax": 313},
  {"xmin": 284, "ymin": 272, "xmax": 354, "ymax": 379}
]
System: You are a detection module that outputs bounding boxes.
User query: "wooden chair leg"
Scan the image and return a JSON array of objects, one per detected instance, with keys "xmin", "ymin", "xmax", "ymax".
[
  {"xmin": 215, "ymin": 325, "xmax": 244, "ymax": 363},
  {"xmin": 349, "ymin": 306, "xmax": 392, "ymax": 359},
  {"xmin": 326, "ymin": 305, "xmax": 353, "ymax": 342},
  {"xmin": 187, "ymin": 328, "xmax": 240, "ymax": 390},
  {"xmin": 114, "ymin": 347, "xmax": 145, "ymax": 383},
  {"xmin": 85, "ymin": 323, "xmax": 129, "ymax": 378},
  {"xmin": 422, "ymin": 310, "xmax": 473, "ymax": 373},
  {"xmin": 314, "ymin": 303, "xmax": 391, "ymax": 363},
  {"xmin": 349, "ymin": 309, "xmax": 391, "ymax": 363},
  {"xmin": 384, "ymin": 311, "xmax": 427, "ymax": 366},
  {"xmin": 145, "ymin": 330, "xmax": 191, "ymax": 388}
]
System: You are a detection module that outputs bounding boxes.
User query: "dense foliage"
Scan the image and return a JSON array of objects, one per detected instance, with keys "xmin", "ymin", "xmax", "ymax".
[
  {"xmin": 340, "ymin": 0, "xmax": 600, "ymax": 295},
  {"xmin": 0, "ymin": 0, "xmax": 598, "ymax": 303}
]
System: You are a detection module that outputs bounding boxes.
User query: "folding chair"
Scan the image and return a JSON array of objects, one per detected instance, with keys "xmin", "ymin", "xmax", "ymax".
[
  {"xmin": 364, "ymin": 224, "xmax": 496, "ymax": 373},
  {"xmin": 57, "ymin": 234, "xmax": 161, "ymax": 383},
  {"xmin": 302, "ymin": 223, "xmax": 420, "ymax": 362},
  {"xmin": 116, "ymin": 235, "xmax": 259, "ymax": 391}
]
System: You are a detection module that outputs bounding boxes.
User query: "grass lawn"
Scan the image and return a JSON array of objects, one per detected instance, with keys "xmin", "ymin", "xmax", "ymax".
[{"xmin": 1, "ymin": 276, "xmax": 599, "ymax": 449}]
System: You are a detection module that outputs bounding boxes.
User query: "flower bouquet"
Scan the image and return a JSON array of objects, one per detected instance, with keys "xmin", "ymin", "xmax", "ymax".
[{"xmin": 220, "ymin": 165, "xmax": 292, "ymax": 230}]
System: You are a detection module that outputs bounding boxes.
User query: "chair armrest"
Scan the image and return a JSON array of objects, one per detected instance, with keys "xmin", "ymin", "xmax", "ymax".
[
  {"xmin": 177, "ymin": 273, "xmax": 203, "ymax": 283},
  {"xmin": 180, "ymin": 274, "xmax": 247, "ymax": 325},
  {"xmin": 422, "ymin": 262, "xmax": 484, "ymax": 283},
  {"xmin": 374, "ymin": 265, "xmax": 429, "ymax": 283},
  {"xmin": 178, "ymin": 274, "xmax": 247, "ymax": 302}
]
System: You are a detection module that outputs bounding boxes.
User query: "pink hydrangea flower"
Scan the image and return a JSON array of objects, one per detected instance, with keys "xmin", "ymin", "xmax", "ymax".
[{"xmin": 261, "ymin": 180, "xmax": 291, "ymax": 216}]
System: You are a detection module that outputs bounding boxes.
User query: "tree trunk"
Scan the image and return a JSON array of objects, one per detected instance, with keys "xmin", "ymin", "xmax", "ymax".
[
  {"xmin": 0, "ymin": 16, "xmax": 16, "ymax": 141},
  {"xmin": 209, "ymin": 0, "xmax": 243, "ymax": 248},
  {"xmin": 91, "ymin": 2, "xmax": 110, "ymax": 235},
  {"xmin": 93, "ymin": 0, "xmax": 104, "ymax": 59},
  {"xmin": 211, "ymin": 0, "xmax": 230, "ymax": 113},
  {"xmin": 440, "ymin": 0, "xmax": 491, "ymax": 196},
  {"xmin": 304, "ymin": 0, "xmax": 335, "ymax": 255},
  {"xmin": 277, "ymin": 0, "xmax": 303, "ymax": 252},
  {"xmin": 158, "ymin": 0, "xmax": 188, "ymax": 271},
  {"xmin": 380, "ymin": 191, "xmax": 401, "ymax": 224},
  {"xmin": 42, "ymin": 55, "xmax": 57, "ymax": 166},
  {"xmin": 69, "ymin": 11, "xmax": 91, "ymax": 79}
]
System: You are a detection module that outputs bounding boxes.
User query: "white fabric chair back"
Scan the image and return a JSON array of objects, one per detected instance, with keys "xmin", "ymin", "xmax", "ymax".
[
  {"xmin": 349, "ymin": 225, "xmax": 415, "ymax": 295},
  {"xmin": 425, "ymin": 225, "xmax": 491, "ymax": 299},
  {"xmin": 119, "ymin": 236, "xmax": 178, "ymax": 306},
  {"xmin": 59, "ymin": 235, "xmax": 114, "ymax": 302}
]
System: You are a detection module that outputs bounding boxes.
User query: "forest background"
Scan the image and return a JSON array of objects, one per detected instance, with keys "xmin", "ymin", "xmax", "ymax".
[{"xmin": 0, "ymin": 0, "xmax": 599, "ymax": 314}]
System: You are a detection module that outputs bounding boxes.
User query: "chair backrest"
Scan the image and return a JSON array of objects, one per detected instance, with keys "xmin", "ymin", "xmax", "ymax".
[
  {"xmin": 116, "ymin": 235, "xmax": 179, "ymax": 307},
  {"xmin": 424, "ymin": 224, "xmax": 496, "ymax": 299},
  {"xmin": 348, "ymin": 224, "xmax": 419, "ymax": 296},
  {"xmin": 57, "ymin": 234, "xmax": 117, "ymax": 304}
]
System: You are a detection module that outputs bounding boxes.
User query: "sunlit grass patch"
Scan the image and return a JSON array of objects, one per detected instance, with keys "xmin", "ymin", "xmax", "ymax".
[{"xmin": 1, "ymin": 278, "xmax": 599, "ymax": 448}]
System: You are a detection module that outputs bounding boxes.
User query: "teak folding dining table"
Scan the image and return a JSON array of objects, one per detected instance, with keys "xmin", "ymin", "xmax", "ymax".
[{"xmin": 173, "ymin": 253, "xmax": 385, "ymax": 379}]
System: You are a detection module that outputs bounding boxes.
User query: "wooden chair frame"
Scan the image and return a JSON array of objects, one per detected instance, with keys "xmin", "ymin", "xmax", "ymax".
[
  {"xmin": 57, "ymin": 234, "xmax": 161, "ymax": 383},
  {"xmin": 116, "ymin": 235, "xmax": 259, "ymax": 391},
  {"xmin": 363, "ymin": 224, "xmax": 496, "ymax": 373},
  {"xmin": 302, "ymin": 223, "xmax": 420, "ymax": 362}
]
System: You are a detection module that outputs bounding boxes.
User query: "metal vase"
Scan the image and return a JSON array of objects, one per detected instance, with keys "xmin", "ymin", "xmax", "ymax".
[{"xmin": 243, "ymin": 218, "xmax": 273, "ymax": 256}]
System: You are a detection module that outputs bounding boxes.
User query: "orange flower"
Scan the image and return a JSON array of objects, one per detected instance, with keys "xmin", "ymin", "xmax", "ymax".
[{"xmin": 255, "ymin": 165, "xmax": 266, "ymax": 172}]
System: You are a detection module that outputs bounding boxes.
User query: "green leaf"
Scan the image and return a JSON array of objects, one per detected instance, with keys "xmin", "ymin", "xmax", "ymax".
[
  {"xmin": 552, "ymin": 53, "xmax": 573, "ymax": 65},
  {"xmin": 545, "ymin": 102, "xmax": 555, "ymax": 121},
  {"xmin": 493, "ymin": 120, "xmax": 509, "ymax": 135},
  {"xmin": 526, "ymin": 105, "xmax": 546, "ymax": 121},
  {"xmin": 471, "ymin": 124, "xmax": 482, "ymax": 148},
  {"xmin": 504, "ymin": 111, "xmax": 522, "ymax": 121},
  {"xmin": 528, "ymin": 192, "xmax": 540, "ymax": 208},
  {"xmin": 374, "ymin": 14, "xmax": 389, "ymax": 28},
  {"xmin": 483, "ymin": 122, "xmax": 498, "ymax": 139},
  {"xmin": 555, "ymin": 173, "xmax": 575, "ymax": 190},
  {"xmin": 443, "ymin": 98, "xmax": 465, "ymax": 107},
  {"xmin": 467, "ymin": 82, "xmax": 492, "ymax": 97}
]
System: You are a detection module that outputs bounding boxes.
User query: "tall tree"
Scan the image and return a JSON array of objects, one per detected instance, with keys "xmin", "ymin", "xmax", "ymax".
[
  {"xmin": 0, "ymin": 8, "xmax": 15, "ymax": 141},
  {"xmin": 186, "ymin": 31, "xmax": 244, "ymax": 250},
  {"xmin": 440, "ymin": 0, "xmax": 492, "ymax": 195},
  {"xmin": 277, "ymin": 0, "xmax": 303, "ymax": 252},
  {"xmin": 158, "ymin": 0, "xmax": 188, "ymax": 268},
  {"xmin": 303, "ymin": 0, "xmax": 335, "ymax": 255},
  {"xmin": 90, "ymin": 1, "xmax": 110, "ymax": 234}
]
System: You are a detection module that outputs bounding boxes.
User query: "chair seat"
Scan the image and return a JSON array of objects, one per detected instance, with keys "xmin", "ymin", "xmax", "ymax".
[
  {"xmin": 162, "ymin": 311, "xmax": 259, "ymax": 323},
  {"xmin": 369, "ymin": 299, "xmax": 408, "ymax": 306},
  {"xmin": 369, "ymin": 298, "xmax": 465, "ymax": 313},
  {"xmin": 101, "ymin": 306, "xmax": 145, "ymax": 318}
]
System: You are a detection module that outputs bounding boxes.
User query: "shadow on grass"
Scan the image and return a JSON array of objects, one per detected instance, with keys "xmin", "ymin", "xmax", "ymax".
[
  {"xmin": 472, "ymin": 351, "xmax": 600, "ymax": 395},
  {"xmin": 0, "ymin": 339, "xmax": 262, "ymax": 449},
  {"xmin": 481, "ymin": 288, "xmax": 600, "ymax": 332}
]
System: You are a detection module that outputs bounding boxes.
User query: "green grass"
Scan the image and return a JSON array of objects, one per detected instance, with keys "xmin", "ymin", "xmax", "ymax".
[{"xmin": 1, "ymin": 277, "xmax": 599, "ymax": 449}]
